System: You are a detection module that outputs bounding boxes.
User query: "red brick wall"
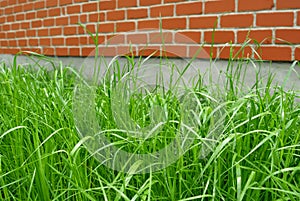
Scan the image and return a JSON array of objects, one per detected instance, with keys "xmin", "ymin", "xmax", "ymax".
[{"xmin": 0, "ymin": 0, "xmax": 300, "ymax": 61}]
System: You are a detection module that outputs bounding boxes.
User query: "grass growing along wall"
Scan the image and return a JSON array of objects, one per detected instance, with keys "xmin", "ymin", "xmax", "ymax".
[{"xmin": 0, "ymin": 51, "xmax": 300, "ymax": 200}]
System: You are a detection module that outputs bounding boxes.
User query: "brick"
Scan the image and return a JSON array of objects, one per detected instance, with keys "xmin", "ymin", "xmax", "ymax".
[
  {"xmin": 85, "ymin": 36, "xmax": 94, "ymax": 45},
  {"xmin": 82, "ymin": 47, "xmax": 95, "ymax": 56},
  {"xmin": 0, "ymin": 16, "xmax": 5, "ymax": 24},
  {"xmin": 14, "ymin": 5, "xmax": 23, "ymax": 12},
  {"xmin": 238, "ymin": 0, "xmax": 273, "ymax": 11},
  {"xmin": 276, "ymin": 29, "xmax": 300, "ymax": 44},
  {"xmin": 277, "ymin": 0, "xmax": 300, "ymax": 9},
  {"xmin": 0, "ymin": 32, "xmax": 6, "ymax": 38},
  {"xmin": 7, "ymin": 0, "xmax": 16, "ymax": 5},
  {"xmin": 21, "ymin": 22, "xmax": 30, "ymax": 29},
  {"xmin": 80, "ymin": 14, "xmax": 87, "ymax": 23},
  {"xmin": 99, "ymin": 0, "xmax": 116, "ymax": 10},
  {"xmin": 137, "ymin": 46, "xmax": 161, "ymax": 57},
  {"xmin": 221, "ymin": 14, "xmax": 253, "ymax": 28},
  {"xmin": 107, "ymin": 10, "xmax": 124, "ymax": 21},
  {"xmin": 162, "ymin": 45, "xmax": 187, "ymax": 58},
  {"xmin": 66, "ymin": 37, "xmax": 79, "ymax": 46},
  {"xmin": 191, "ymin": 46, "xmax": 217, "ymax": 59},
  {"xmin": 117, "ymin": 46, "xmax": 136, "ymax": 56},
  {"xmin": 29, "ymin": 38, "xmax": 39, "ymax": 46},
  {"xmin": 26, "ymin": 12, "xmax": 36, "ymax": 20},
  {"xmin": 16, "ymin": 13, "xmax": 25, "ymax": 21},
  {"xmin": 89, "ymin": 13, "xmax": 105, "ymax": 22},
  {"xmin": 70, "ymin": 15, "xmax": 79, "ymax": 24},
  {"xmin": 127, "ymin": 8, "xmax": 148, "ymax": 19},
  {"xmin": 52, "ymin": 38, "xmax": 64, "ymax": 46},
  {"xmin": 98, "ymin": 23, "xmax": 114, "ymax": 33},
  {"xmin": 16, "ymin": 31, "xmax": 25, "ymax": 37},
  {"xmin": 79, "ymin": 36, "xmax": 88, "ymax": 45},
  {"xmin": 175, "ymin": 31, "xmax": 201, "ymax": 43},
  {"xmin": 176, "ymin": 2, "xmax": 202, "ymax": 16},
  {"xmin": 26, "ymin": 30, "xmax": 36, "ymax": 37},
  {"xmin": 140, "ymin": 0, "xmax": 161, "ymax": 6},
  {"xmin": 90, "ymin": 46, "xmax": 116, "ymax": 57},
  {"xmin": 219, "ymin": 46, "xmax": 252, "ymax": 59},
  {"xmin": 164, "ymin": 0, "xmax": 184, "ymax": 3},
  {"xmin": 118, "ymin": 0, "xmax": 136, "ymax": 8},
  {"xmin": 46, "ymin": 0, "xmax": 58, "ymax": 8},
  {"xmin": 6, "ymin": 48, "xmax": 21, "ymax": 55},
  {"xmin": 205, "ymin": 0, "xmax": 235, "ymax": 14},
  {"xmin": 31, "ymin": 20, "xmax": 42, "ymax": 28},
  {"xmin": 3, "ymin": 24, "xmax": 10, "ymax": 31},
  {"xmin": 4, "ymin": 7, "xmax": 13, "ymax": 15},
  {"xmin": 101, "ymin": 46, "xmax": 117, "ymax": 56},
  {"xmin": 74, "ymin": 0, "xmax": 88, "ymax": 3},
  {"xmin": 0, "ymin": 39, "xmax": 7, "ymax": 47},
  {"xmin": 67, "ymin": 5, "xmax": 80, "ymax": 14},
  {"xmin": 93, "ymin": 35, "xmax": 105, "ymax": 44},
  {"xmin": 149, "ymin": 32, "xmax": 173, "ymax": 44},
  {"xmin": 23, "ymin": 2, "xmax": 33, "ymax": 11},
  {"xmin": 48, "ymin": 8, "xmax": 60, "ymax": 17},
  {"xmin": 0, "ymin": 40, "xmax": 8, "ymax": 46},
  {"xmin": 50, "ymin": 27, "xmax": 62, "ymax": 35},
  {"xmin": 34, "ymin": 1, "xmax": 45, "ymax": 9},
  {"xmin": 21, "ymin": 48, "xmax": 42, "ymax": 54},
  {"xmin": 162, "ymin": 18, "xmax": 186, "ymax": 29},
  {"xmin": 69, "ymin": 48, "xmax": 80, "ymax": 56},
  {"xmin": 295, "ymin": 47, "xmax": 300, "ymax": 60},
  {"xmin": 83, "ymin": 2, "xmax": 98, "ymax": 12},
  {"xmin": 44, "ymin": 18, "xmax": 55, "ymax": 26},
  {"xmin": 237, "ymin": 30, "xmax": 272, "ymax": 44},
  {"xmin": 106, "ymin": 34, "xmax": 125, "ymax": 44},
  {"xmin": 127, "ymin": 33, "xmax": 147, "ymax": 44},
  {"xmin": 1, "ymin": 48, "xmax": 10, "ymax": 55},
  {"xmin": 85, "ymin": 24, "xmax": 96, "ymax": 33},
  {"xmin": 190, "ymin": 16, "xmax": 218, "ymax": 29},
  {"xmin": 298, "ymin": 11, "xmax": 300, "ymax": 26},
  {"xmin": 255, "ymin": 46, "xmax": 292, "ymax": 61},
  {"xmin": 204, "ymin": 31, "xmax": 234, "ymax": 43},
  {"xmin": 18, "ymin": 39, "xmax": 27, "ymax": 46},
  {"xmin": 138, "ymin": 20, "xmax": 159, "ymax": 29},
  {"xmin": 38, "ymin": 28, "xmax": 48, "ymax": 36},
  {"xmin": 6, "ymin": 15, "xmax": 14, "ymax": 22},
  {"xmin": 151, "ymin": 5, "xmax": 174, "ymax": 17},
  {"xmin": 55, "ymin": 48, "xmax": 68, "ymax": 56},
  {"xmin": 59, "ymin": 0, "xmax": 72, "ymax": 6},
  {"xmin": 116, "ymin": 22, "xmax": 135, "ymax": 32},
  {"xmin": 37, "ymin": 10, "xmax": 47, "ymax": 18},
  {"xmin": 21, "ymin": 47, "xmax": 39, "ymax": 54},
  {"xmin": 40, "ymin": 38, "xmax": 51, "ymax": 46},
  {"xmin": 0, "ymin": 1, "xmax": 8, "ymax": 7},
  {"xmin": 43, "ymin": 48, "xmax": 55, "ymax": 55},
  {"xmin": 9, "ymin": 40, "xmax": 17, "ymax": 46},
  {"xmin": 256, "ymin": 12, "xmax": 293, "ymax": 27},
  {"xmin": 138, "ymin": 45, "xmax": 185, "ymax": 58},
  {"xmin": 7, "ymin": 32, "xmax": 15, "ymax": 38},
  {"xmin": 63, "ymin": 26, "xmax": 77, "ymax": 35},
  {"xmin": 77, "ymin": 25, "xmax": 85, "ymax": 35},
  {"xmin": 11, "ymin": 23, "xmax": 19, "ymax": 30},
  {"xmin": 56, "ymin": 16, "xmax": 69, "ymax": 26}
]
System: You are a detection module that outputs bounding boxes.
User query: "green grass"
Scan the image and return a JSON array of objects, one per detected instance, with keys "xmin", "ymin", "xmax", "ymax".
[{"xmin": 0, "ymin": 53, "xmax": 300, "ymax": 201}]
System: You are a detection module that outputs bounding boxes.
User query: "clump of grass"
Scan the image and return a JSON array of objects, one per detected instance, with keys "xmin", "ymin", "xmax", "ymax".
[{"xmin": 0, "ymin": 51, "xmax": 300, "ymax": 201}]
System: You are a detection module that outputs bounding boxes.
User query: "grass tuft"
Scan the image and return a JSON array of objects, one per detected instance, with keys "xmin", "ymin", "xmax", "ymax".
[{"xmin": 0, "ymin": 51, "xmax": 299, "ymax": 200}]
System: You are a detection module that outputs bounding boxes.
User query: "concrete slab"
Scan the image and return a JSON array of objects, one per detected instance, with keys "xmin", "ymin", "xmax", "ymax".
[{"xmin": 1, "ymin": 54, "xmax": 299, "ymax": 94}]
